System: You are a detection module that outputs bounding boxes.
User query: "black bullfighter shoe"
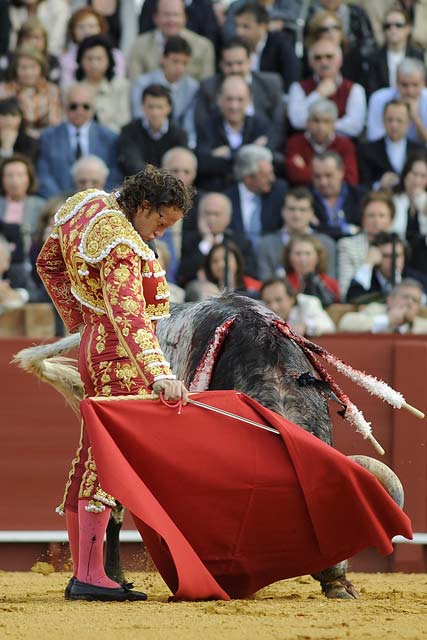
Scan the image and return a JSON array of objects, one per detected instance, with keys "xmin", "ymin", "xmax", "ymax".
[{"xmin": 69, "ymin": 579, "xmax": 148, "ymax": 602}]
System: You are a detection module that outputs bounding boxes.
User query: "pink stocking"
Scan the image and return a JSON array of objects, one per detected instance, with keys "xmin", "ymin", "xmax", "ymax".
[
  {"xmin": 65, "ymin": 509, "xmax": 79, "ymax": 577},
  {"xmin": 76, "ymin": 499, "xmax": 120, "ymax": 588}
]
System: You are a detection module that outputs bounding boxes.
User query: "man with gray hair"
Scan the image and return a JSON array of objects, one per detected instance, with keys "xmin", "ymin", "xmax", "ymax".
[
  {"xmin": 339, "ymin": 278, "xmax": 427, "ymax": 334},
  {"xmin": 224, "ymin": 144, "xmax": 287, "ymax": 247},
  {"xmin": 288, "ymin": 39, "xmax": 366, "ymax": 138},
  {"xmin": 285, "ymin": 98, "xmax": 358, "ymax": 186},
  {"xmin": 71, "ymin": 155, "xmax": 110, "ymax": 192},
  {"xmin": 367, "ymin": 58, "xmax": 427, "ymax": 144}
]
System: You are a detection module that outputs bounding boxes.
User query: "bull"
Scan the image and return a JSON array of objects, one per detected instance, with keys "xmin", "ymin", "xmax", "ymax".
[{"xmin": 15, "ymin": 293, "xmax": 406, "ymax": 600}]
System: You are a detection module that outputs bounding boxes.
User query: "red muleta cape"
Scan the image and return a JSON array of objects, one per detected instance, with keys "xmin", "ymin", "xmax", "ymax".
[{"xmin": 80, "ymin": 390, "xmax": 412, "ymax": 601}]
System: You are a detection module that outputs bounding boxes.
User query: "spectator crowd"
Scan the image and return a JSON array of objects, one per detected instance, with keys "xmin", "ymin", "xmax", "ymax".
[{"xmin": 0, "ymin": 0, "xmax": 427, "ymax": 338}]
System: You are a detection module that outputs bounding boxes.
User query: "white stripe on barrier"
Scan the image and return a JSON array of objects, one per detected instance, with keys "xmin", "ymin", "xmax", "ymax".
[{"xmin": 0, "ymin": 531, "xmax": 426, "ymax": 544}]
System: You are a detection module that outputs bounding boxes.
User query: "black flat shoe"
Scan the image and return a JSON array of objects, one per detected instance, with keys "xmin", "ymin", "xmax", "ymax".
[
  {"xmin": 64, "ymin": 576, "xmax": 76, "ymax": 600},
  {"xmin": 69, "ymin": 579, "xmax": 148, "ymax": 602}
]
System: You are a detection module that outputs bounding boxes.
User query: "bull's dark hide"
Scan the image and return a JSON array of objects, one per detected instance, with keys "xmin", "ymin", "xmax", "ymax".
[{"xmin": 157, "ymin": 293, "xmax": 333, "ymax": 446}]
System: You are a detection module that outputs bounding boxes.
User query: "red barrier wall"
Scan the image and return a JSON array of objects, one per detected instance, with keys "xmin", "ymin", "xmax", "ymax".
[{"xmin": 1, "ymin": 335, "xmax": 426, "ymax": 572}]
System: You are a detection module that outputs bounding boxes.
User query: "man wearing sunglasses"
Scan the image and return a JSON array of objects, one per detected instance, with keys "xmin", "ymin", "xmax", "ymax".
[
  {"xmin": 37, "ymin": 82, "xmax": 122, "ymax": 199},
  {"xmin": 288, "ymin": 39, "xmax": 366, "ymax": 138},
  {"xmin": 365, "ymin": 7, "xmax": 424, "ymax": 97}
]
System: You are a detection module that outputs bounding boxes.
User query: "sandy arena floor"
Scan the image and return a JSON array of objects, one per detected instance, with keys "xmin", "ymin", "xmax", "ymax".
[{"xmin": 1, "ymin": 570, "xmax": 426, "ymax": 640}]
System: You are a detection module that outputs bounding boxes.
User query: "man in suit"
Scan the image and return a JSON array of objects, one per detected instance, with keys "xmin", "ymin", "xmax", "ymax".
[
  {"xmin": 37, "ymin": 83, "xmax": 121, "ymax": 199},
  {"xmin": 130, "ymin": 36, "xmax": 199, "ymax": 148},
  {"xmin": 365, "ymin": 6, "xmax": 425, "ymax": 96},
  {"xmin": 117, "ymin": 84, "xmax": 187, "ymax": 177},
  {"xmin": 366, "ymin": 57, "xmax": 427, "ymax": 144},
  {"xmin": 310, "ymin": 150, "xmax": 365, "ymax": 240},
  {"xmin": 195, "ymin": 38, "xmax": 285, "ymax": 147},
  {"xmin": 127, "ymin": 0, "xmax": 215, "ymax": 82},
  {"xmin": 196, "ymin": 75, "xmax": 273, "ymax": 191},
  {"xmin": 225, "ymin": 144, "xmax": 287, "ymax": 249},
  {"xmin": 257, "ymin": 186, "xmax": 336, "ymax": 281},
  {"xmin": 176, "ymin": 191, "xmax": 257, "ymax": 286},
  {"xmin": 346, "ymin": 232, "xmax": 427, "ymax": 303},
  {"xmin": 234, "ymin": 2, "xmax": 300, "ymax": 94},
  {"xmin": 358, "ymin": 99, "xmax": 423, "ymax": 189}
]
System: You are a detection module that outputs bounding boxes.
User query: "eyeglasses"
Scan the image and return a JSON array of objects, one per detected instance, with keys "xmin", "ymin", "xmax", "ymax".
[
  {"xmin": 313, "ymin": 53, "xmax": 334, "ymax": 61},
  {"xmin": 383, "ymin": 22, "xmax": 406, "ymax": 30},
  {"xmin": 68, "ymin": 102, "xmax": 91, "ymax": 111},
  {"xmin": 317, "ymin": 24, "xmax": 341, "ymax": 33}
]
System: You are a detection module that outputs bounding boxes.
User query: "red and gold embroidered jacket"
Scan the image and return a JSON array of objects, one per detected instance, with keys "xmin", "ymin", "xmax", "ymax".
[{"xmin": 36, "ymin": 189, "xmax": 175, "ymax": 388}]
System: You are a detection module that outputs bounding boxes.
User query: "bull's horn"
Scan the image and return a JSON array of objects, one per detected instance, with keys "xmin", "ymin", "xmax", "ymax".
[{"xmin": 348, "ymin": 455, "xmax": 404, "ymax": 508}]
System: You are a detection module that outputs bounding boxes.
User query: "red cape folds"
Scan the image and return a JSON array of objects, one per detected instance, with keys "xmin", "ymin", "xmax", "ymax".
[{"xmin": 81, "ymin": 390, "xmax": 412, "ymax": 601}]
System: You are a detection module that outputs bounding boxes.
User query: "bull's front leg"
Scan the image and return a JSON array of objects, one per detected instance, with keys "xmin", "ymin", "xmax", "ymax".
[
  {"xmin": 312, "ymin": 561, "xmax": 360, "ymax": 599},
  {"xmin": 105, "ymin": 503, "xmax": 126, "ymax": 584}
]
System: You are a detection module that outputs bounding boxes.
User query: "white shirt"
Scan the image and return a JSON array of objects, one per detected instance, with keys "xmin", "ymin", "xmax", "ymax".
[
  {"xmin": 67, "ymin": 121, "xmax": 91, "ymax": 157},
  {"xmin": 238, "ymin": 182, "xmax": 261, "ymax": 234},
  {"xmin": 384, "ymin": 137, "xmax": 407, "ymax": 174},
  {"xmin": 386, "ymin": 50, "xmax": 405, "ymax": 87},
  {"xmin": 250, "ymin": 35, "xmax": 267, "ymax": 71},
  {"xmin": 224, "ymin": 122, "xmax": 243, "ymax": 149}
]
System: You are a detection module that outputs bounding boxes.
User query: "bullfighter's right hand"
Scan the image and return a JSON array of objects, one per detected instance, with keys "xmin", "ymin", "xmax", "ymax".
[{"xmin": 153, "ymin": 379, "xmax": 189, "ymax": 405}]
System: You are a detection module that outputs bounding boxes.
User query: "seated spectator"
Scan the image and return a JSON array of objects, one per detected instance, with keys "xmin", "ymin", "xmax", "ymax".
[
  {"xmin": 195, "ymin": 38, "xmax": 285, "ymax": 148},
  {"xmin": 356, "ymin": 0, "xmax": 427, "ymax": 53},
  {"xmin": 285, "ymin": 98, "xmax": 358, "ymax": 186},
  {"xmin": 8, "ymin": 0, "xmax": 70, "ymax": 58},
  {"xmin": 306, "ymin": 0, "xmax": 376, "ymax": 63},
  {"xmin": 365, "ymin": 6, "xmax": 425, "ymax": 97},
  {"xmin": 391, "ymin": 150, "xmax": 427, "ymax": 246},
  {"xmin": 0, "ymin": 45, "xmax": 61, "ymax": 139},
  {"xmin": 4, "ymin": 17, "xmax": 61, "ymax": 84},
  {"xmin": 358, "ymin": 99, "xmax": 423, "ymax": 190},
  {"xmin": 60, "ymin": 7, "xmax": 127, "ymax": 88},
  {"xmin": 346, "ymin": 231, "xmax": 427, "ymax": 303},
  {"xmin": 69, "ymin": 0, "xmax": 137, "ymax": 56},
  {"xmin": 283, "ymin": 233, "xmax": 340, "ymax": 307},
  {"xmin": 0, "ymin": 96, "xmax": 39, "ymax": 165},
  {"xmin": 202, "ymin": 240, "xmax": 261, "ymax": 297},
  {"xmin": 0, "ymin": 153, "xmax": 44, "ymax": 290},
  {"xmin": 161, "ymin": 146, "xmax": 198, "ymax": 261},
  {"xmin": 184, "ymin": 279, "xmax": 221, "ymax": 302},
  {"xmin": 224, "ymin": 145, "xmax": 286, "ymax": 247},
  {"xmin": 155, "ymin": 239, "xmax": 185, "ymax": 302},
  {"xmin": 234, "ymin": 2, "xmax": 300, "ymax": 94},
  {"xmin": 366, "ymin": 58, "xmax": 427, "ymax": 145},
  {"xmin": 127, "ymin": 0, "xmax": 215, "ymax": 82},
  {"xmin": 118, "ymin": 84, "xmax": 187, "ymax": 178},
  {"xmin": 303, "ymin": 10, "xmax": 365, "ymax": 84},
  {"xmin": 339, "ymin": 278, "xmax": 427, "ymax": 334},
  {"xmin": 37, "ymin": 82, "xmax": 121, "ymax": 198},
  {"xmin": 74, "ymin": 34, "xmax": 130, "ymax": 133},
  {"xmin": 177, "ymin": 191, "xmax": 257, "ymax": 287},
  {"xmin": 131, "ymin": 36, "xmax": 198, "ymax": 148},
  {"xmin": 71, "ymin": 154, "xmax": 109, "ymax": 191},
  {"xmin": 196, "ymin": 75, "xmax": 273, "ymax": 191},
  {"xmin": 0, "ymin": 233, "xmax": 29, "ymax": 315},
  {"xmin": 260, "ymin": 277, "xmax": 336, "ymax": 336},
  {"xmin": 288, "ymin": 38, "xmax": 366, "ymax": 138},
  {"xmin": 257, "ymin": 186, "xmax": 336, "ymax": 281},
  {"xmin": 337, "ymin": 190, "xmax": 395, "ymax": 299},
  {"xmin": 310, "ymin": 150, "xmax": 364, "ymax": 239}
]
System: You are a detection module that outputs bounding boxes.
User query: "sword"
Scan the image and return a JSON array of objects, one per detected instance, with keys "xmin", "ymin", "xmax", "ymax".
[{"xmin": 187, "ymin": 397, "xmax": 280, "ymax": 436}]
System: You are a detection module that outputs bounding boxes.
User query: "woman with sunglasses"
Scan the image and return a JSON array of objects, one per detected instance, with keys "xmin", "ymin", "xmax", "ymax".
[{"xmin": 365, "ymin": 6, "xmax": 424, "ymax": 97}]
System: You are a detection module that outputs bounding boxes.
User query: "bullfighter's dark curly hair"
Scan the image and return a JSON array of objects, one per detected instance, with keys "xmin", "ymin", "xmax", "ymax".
[{"xmin": 118, "ymin": 165, "xmax": 195, "ymax": 221}]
